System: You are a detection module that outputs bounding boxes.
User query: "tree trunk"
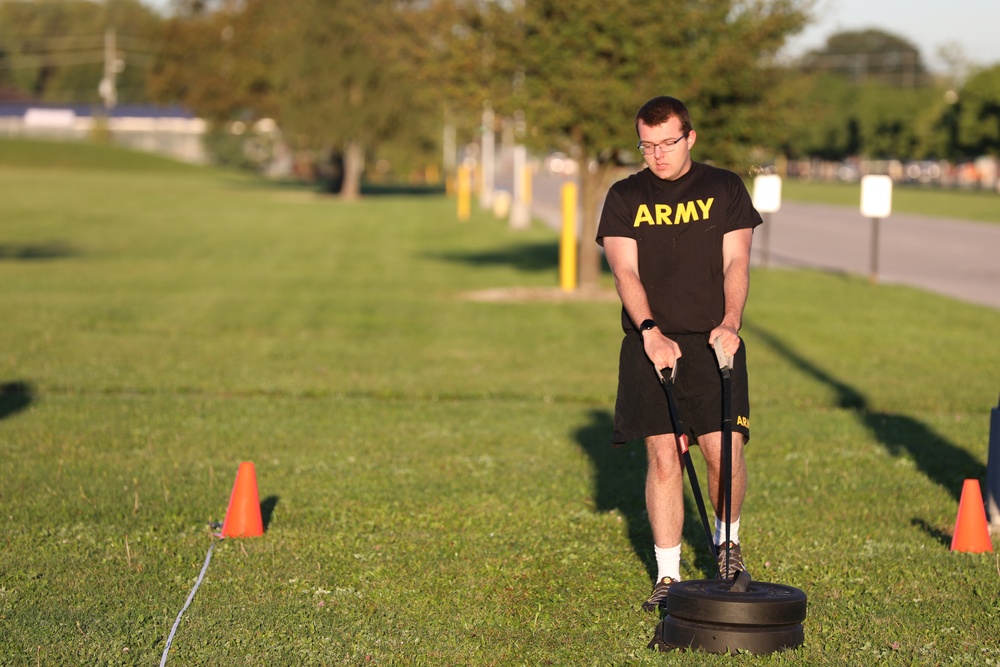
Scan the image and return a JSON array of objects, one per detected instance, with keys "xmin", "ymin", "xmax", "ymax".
[
  {"xmin": 577, "ymin": 160, "xmax": 615, "ymax": 291},
  {"xmin": 340, "ymin": 139, "xmax": 364, "ymax": 200}
]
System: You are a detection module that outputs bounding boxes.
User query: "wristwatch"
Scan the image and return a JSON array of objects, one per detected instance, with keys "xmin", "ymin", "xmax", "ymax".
[{"xmin": 639, "ymin": 319, "xmax": 657, "ymax": 335}]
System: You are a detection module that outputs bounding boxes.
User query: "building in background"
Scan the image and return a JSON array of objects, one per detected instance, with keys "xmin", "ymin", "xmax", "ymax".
[{"xmin": 0, "ymin": 101, "xmax": 206, "ymax": 164}]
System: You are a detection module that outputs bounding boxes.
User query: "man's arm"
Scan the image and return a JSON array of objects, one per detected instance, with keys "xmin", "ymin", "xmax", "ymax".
[
  {"xmin": 603, "ymin": 235, "xmax": 682, "ymax": 370},
  {"xmin": 710, "ymin": 227, "xmax": 753, "ymax": 357}
]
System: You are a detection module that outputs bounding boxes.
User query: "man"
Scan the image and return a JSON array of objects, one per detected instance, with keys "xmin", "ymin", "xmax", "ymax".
[{"xmin": 596, "ymin": 96, "xmax": 762, "ymax": 612}]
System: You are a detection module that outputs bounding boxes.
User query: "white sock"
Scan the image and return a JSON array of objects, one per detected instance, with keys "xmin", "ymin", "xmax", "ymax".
[
  {"xmin": 654, "ymin": 544, "xmax": 682, "ymax": 582},
  {"xmin": 714, "ymin": 516, "xmax": 740, "ymax": 545}
]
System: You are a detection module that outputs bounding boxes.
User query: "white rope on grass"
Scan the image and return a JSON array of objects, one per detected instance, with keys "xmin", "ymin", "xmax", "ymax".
[{"xmin": 159, "ymin": 539, "xmax": 218, "ymax": 667}]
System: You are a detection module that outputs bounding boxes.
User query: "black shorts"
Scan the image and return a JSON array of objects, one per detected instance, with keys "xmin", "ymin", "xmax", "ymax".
[{"xmin": 611, "ymin": 332, "xmax": 751, "ymax": 445}]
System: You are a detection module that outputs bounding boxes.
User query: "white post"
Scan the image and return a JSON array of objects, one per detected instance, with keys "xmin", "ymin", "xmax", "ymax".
[
  {"xmin": 508, "ymin": 144, "xmax": 530, "ymax": 229},
  {"xmin": 442, "ymin": 121, "xmax": 456, "ymax": 178},
  {"xmin": 860, "ymin": 175, "xmax": 893, "ymax": 285},
  {"xmin": 480, "ymin": 107, "xmax": 495, "ymax": 209},
  {"xmin": 752, "ymin": 174, "xmax": 782, "ymax": 268}
]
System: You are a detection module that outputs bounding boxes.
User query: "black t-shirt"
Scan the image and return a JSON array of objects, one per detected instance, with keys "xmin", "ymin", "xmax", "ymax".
[{"xmin": 596, "ymin": 162, "xmax": 763, "ymax": 335}]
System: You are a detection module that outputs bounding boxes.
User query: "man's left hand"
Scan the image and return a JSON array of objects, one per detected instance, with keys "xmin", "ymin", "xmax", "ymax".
[{"xmin": 709, "ymin": 325, "xmax": 740, "ymax": 358}]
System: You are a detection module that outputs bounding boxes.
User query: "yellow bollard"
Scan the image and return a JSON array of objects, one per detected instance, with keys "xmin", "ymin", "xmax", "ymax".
[
  {"xmin": 426, "ymin": 164, "xmax": 440, "ymax": 184},
  {"xmin": 457, "ymin": 165, "xmax": 471, "ymax": 221},
  {"xmin": 522, "ymin": 163, "xmax": 532, "ymax": 205},
  {"xmin": 560, "ymin": 181, "xmax": 577, "ymax": 292}
]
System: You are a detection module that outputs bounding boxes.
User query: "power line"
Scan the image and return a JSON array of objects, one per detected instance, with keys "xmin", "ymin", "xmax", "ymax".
[
  {"xmin": 0, "ymin": 32, "xmax": 155, "ymax": 52},
  {"xmin": 0, "ymin": 52, "xmax": 154, "ymax": 70}
]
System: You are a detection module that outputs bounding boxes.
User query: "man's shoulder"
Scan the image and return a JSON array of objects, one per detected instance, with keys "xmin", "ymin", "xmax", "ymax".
[
  {"xmin": 690, "ymin": 161, "xmax": 741, "ymax": 182},
  {"xmin": 610, "ymin": 167, "xmax": 649, "ymax": 191}
]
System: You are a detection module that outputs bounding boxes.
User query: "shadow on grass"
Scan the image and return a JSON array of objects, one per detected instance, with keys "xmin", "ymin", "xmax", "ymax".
[
  {"xmin": 434, "ymin": 242, "xmax": 615, "ymax": 276},
  {"xmin": 360, "ymin": 183, "xmax": 445, "ymax": 196},
  {"xmin": 434, "ymin": 240, "xmax": 560, "ymax": 273},
  {"xmin": 745, "ymin": 322, "xmax": 985, "ymax": 535},
  {"xmin": 261, "ymin": 495, "xmax": 279, "ymax": 532},
  {"xmin": 574, "ymin": 408, "xmax": 721, "ymax": 584},
  {"xmin": 224, "ymin": 177, "xmax": 445, "ymax": 197},
  {"xmin": 758, "ymin": 252, "xmax": 855, "ymax": 277},
  {"xmin": 0, "ymin": 381, "xmax": 34, "ymax": 420},
  {"xmin": 0, "ymin": 242, "xmax": 77, "ymax": 261},
  {"xmin": 910, "ymin": 518, "xmax": 951, "ymax": 548}
]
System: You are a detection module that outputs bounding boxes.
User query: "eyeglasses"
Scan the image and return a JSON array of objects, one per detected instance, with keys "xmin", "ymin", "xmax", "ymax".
[{"xmin": 637, "ymin": 133, "xmax": 689, "ymax": 155}]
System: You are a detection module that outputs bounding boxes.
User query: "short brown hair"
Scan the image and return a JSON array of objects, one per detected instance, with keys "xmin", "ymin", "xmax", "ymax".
[{"xmin": 635, "ymin": 96, "xmax": 693, "ymax": 135}]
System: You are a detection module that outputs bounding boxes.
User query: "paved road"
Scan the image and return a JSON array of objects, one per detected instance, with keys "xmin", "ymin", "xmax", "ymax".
[
  {"xmin": 755, "ymin": 201, "xmax": 1000, "ymax": 311},
  {"xmin": 522, "ymin": 173, "xmax": 1000, "ymax": 311}
]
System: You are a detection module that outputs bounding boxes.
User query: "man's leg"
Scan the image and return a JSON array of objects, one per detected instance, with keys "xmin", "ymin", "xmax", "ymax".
[
  {"xmin": 698, "ymin": 430, "xmax": 749, "ymax": 577},
  {"xmin": 645, "ymin": 432, "xmax": 686, "ymax": 547},
  {"xmin": 640, "ymin": 432, "xmax": 685, "ymax": 611},
  {"xmin": 698, "ymin": 430, "xmax": 747, "ymax": 522}
]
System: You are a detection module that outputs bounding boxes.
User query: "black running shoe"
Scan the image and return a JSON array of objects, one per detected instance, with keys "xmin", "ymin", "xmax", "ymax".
[
  {"xmin": 716, "ymin": 541, "xmax": 749, "ymax": 580},
  {"xmin": 640, "ymin": 577, "xmax": 677, "ymax": 612}
]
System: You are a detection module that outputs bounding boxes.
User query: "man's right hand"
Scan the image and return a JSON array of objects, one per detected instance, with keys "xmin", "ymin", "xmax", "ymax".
[{"xmin": 642, "ymin": 327, "xmax": 682, "ymax": 371}]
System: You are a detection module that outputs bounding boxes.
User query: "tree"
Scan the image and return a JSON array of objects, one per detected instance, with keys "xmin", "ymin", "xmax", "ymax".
[
  {"xmin": 779, "ymin": 73, "xmax": 950, "ymax": 161},
  {"xmin": 477, "ymin": 0, "xmax": 810, "ymax": 290},
  {"xmin": 147, "ymin": 0, "xmax": 473, "ymax": 194},
  {"xmin": 956, "ymin": 64, "xmax": 1000, "ymax": 157},
  {"xmin": 799, "ymin": 29, "xmax": 928, "ymax": 87},
  {"xmin": 781, "ymin": 28, "xmax": 955, "ymax": 161},
  {"xmin": 855, "ymin": 84, "xmax": 945, "ymax": 159},
  {"xmin": 262, "ymin": 0, "xmax": 436, "ymax": 199},
  {"xmin": 910, "ymin": 88, "xmax": 962, "ymax": 160},
  {"xmin": 777, "ymin": 73, "xmax": 859, "ymax": 159},
  {"xmin": 147, "ymin": 0, "xmax": 277, "ymax": 124}
]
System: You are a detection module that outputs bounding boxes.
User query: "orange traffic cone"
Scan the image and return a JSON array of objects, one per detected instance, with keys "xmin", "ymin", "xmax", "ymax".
[
  {"xmin": 220, "ymin": 462, "xmax": 264, "ymax": 538},
  {"xmin": 950, "ymin": 479, "xmax": 992, "ymax": 553}
]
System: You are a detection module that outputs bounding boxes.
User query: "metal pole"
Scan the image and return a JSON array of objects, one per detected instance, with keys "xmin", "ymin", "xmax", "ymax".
[
  {"xmin": 869, "ymin": 217, "xmax": 880, "ymax": 285},
  {"xmin": 99, "ymin": 27, "xmax": 117, "ymax": 110},
  {"xmin": 762, "ymin": 212, "xmax": 771, "ymax": 268}
]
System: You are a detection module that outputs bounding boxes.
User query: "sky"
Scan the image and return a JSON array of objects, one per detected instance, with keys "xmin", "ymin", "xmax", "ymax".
[
  {"xmin": 140, "ymin": 0, "xmax": 1000, "ymax": 75},
  {"xmin": 782, "ymin": 0, "xmax": 1000, "ymax": 73}
]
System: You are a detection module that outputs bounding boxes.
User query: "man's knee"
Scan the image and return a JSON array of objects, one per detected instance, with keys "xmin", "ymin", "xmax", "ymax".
[{"xmin": 645, "ymin": 434, "xmax": 682, "ymax": 476}]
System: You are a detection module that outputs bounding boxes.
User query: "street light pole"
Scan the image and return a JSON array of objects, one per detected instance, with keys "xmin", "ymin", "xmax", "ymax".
[{"xmin": 99, "ymin": 27, "xmax": 118, "ymax": 110}]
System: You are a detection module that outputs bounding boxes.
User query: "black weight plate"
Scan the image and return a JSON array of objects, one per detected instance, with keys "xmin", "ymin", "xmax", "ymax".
[
  {"xmin": 661, "ymin": 615, "xmax": 804, "ymax": 655},
  {"xmin": 666, "ymin": 579, "xmax": 807, "ymax": 626}
]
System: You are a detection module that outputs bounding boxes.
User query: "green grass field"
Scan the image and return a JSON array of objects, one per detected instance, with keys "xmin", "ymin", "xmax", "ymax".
[{"xmin": 1, "ymin": 138, "xmax": 999, "ymax": 665}]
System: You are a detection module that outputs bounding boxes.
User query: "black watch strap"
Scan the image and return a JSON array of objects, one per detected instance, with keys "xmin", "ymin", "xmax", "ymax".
[{"xmin": 639, "ymin": 319, "xmax": 657, "ymax": 334}]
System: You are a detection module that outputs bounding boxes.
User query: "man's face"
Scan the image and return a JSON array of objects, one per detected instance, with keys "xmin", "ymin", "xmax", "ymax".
[{"xmin": 637, "ymin": 117, "xmax": 696, "ymax": 181}]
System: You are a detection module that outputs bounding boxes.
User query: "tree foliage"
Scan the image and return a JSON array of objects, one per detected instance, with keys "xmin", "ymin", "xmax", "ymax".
[
  {"xmin": 147, "ymin": 0, "xmax": 440, "ymax": 197},
  {"xmin": 782, "ymin": 74, "xmax": 949, "ymax": 160},
  {"xmin": 146, "ymin": 0, "xmax": 276, "ymax": 122},
  {"xmin": 956, "ymin": 64, "xmax": 1000, "ymax": 157},
  {"xmin": 800, "ymin": 28, "xmax": 928, "ymax": 87},
  {"xmin": 263, "ymin": 0, "xmax": 434, "ymax": 197},
  {"xmin": 783, "ymin": 31, "xmax": 1000, "ymax": 161},
  {"xmin": 475, "ymin": 0, "xmax": 812, "ymax": 287}
]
